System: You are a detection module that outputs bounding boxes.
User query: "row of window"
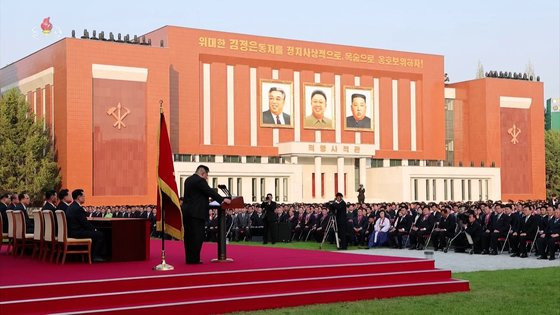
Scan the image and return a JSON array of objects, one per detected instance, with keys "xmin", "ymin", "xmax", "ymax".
[
  {"xmin": 207, "ymin": 177, "xmax": 289, "ymax": 203},
  {"xmin": 173, "ymin": 154, "xmax": 285, "ymax": 164},
  {"xmin": 412, "ymin": 178, "xmax": 490, "ymax": 201},
  {"xmin": 370, "ymin": 159, "xmax": 496, "ymax": 168}
]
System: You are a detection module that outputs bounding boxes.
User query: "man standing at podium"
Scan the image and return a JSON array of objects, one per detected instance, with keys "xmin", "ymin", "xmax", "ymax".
[{"xmin": 182, "ymin": 165, "xmax": 231, "ymax": 264}]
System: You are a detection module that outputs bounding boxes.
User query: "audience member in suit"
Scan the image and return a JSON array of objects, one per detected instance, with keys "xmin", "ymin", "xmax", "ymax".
[
  {"xmin": 389, "ymin": 208, "xmax": 412, "ymax": 249},
  {"xmin": 466, "ymin": 213, "xmax": 483, "ymax": 253},
  {"xmin": 56, "ymin": 189, "xmax": 72, "ymax": 213},
  {"xmin": 537, "ymin": 208, "xmax": 559, "ymax": 260},
  {"xmin": 489, "ymin": 205, "xmax": 511, "ymax": 255},
  {"xmin": 234, "ymin": 207, "xmax": 251, "ymax": 241},
  {"xmin": 261, "ymin": 193, "xmax": 278, "ymax": 244},
  {"xmin": 14, "ymin": 193, "xmax": 34, "ymax": 233},
  {"xmin": 182, "ymin": 165, "xmax": 230, "ymax": 264},
  {"xmin": 66, "ymin": 189, "xmax": 106, "ymax": 262},
  {"xmin": 0, "ymin": 193, "xmax": 9, "ymax": 232},
  {"xmin": 42, "ymin": 190, "xmax": 58, "ymax": 233},
  {"xmin": 480, "ymin": 207, "xmax": 494, "ymax": 254},
  {"xmin": 408, "ymin": 207, "xmax": 436, "ymax": 250},
  {"xmin": 510, "ymin": 206, "xmax": 538, "ymax": 258},
  {"xmin": 7, "ymin": 194, "xmax": 19, "ymax": 210},
  {"xmin": 313, "ymin": 209, "xmax": 330, "ymax": 242},
  {"xmin": 363, "ymin": 215, "xmax": 375, "ymax": 246},
  {"xmin": 352, "ymin": 209, "xmax": 367, "ymax": 246},
  {"xmin": 431, "ymin": 208, "xmax": 457, "ymax": 251}
]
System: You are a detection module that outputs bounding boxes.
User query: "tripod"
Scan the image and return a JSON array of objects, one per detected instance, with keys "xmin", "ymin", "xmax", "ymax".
[{"xmin": 320, "ymin": 215, "xmax": 340, "ymax": 249}]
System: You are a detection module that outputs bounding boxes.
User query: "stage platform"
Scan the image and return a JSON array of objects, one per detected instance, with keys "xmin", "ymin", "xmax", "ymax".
[{"xmin": 0, "ymin": 240, "xmax": 469, "ymax": 314}]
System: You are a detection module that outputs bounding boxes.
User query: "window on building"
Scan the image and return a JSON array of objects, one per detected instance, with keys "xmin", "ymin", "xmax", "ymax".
[
  {"xmin": 224, "ymin": 155, "xmax": 241, "ymax": 163},
  {"xmin": 212, "ymin": 178, "xmax": 218, "ymax": 189},
  {"xmin": 344, "ymin": 173, "xmax": 348, "ymax": 197},
  {"xmin": 251, "ymin": 178, "xmax": 257, "ymax": 202},
  {"xmin": 426, "ymin": 179, "xmax": 430, "ymax": 201},
  {"xmin": 444, "ymin": 179, "xmax": 448, "ymax": 201},
  {"xmin": 408, "ymin": 159, "xmax": 420, "ymax": 166},
  {"xmin": 199, "ymin": 155, "xmax": 215, "ymax": 162},
  {"xmin": 246, "ymin": 156, "xmax": 262, "ymax": 163},
  {"xmin": 426, "ymin": 160, "xmax": 440, "ymax": 167},
  {"xmin": 274, "ymin": 178, "xmax": 280, "ymax": 201},
  {"xmin": 268, "ymin": 156, "xmax": 282, "ymax": 164},
  {"xmin": 312, "ymin": 174, "xmax": 316, "ymax": 198},
  {"xmin": 173, "ymin": 154, "xmax": 193, "ymax": 162},
  {"xmin": 390, "ymin": 159, "xmax": 402, "ymax": 167},
  {"xmin": 321, "ymin": 173, "xmax": 325, "ymax": 197},
  {"xmin": 260, "ymin": 178, "xmax": 265, "ymax": 201},
  {"xmin": 450, "ymin": 179, "xmax": 455, "ymax": 200},
  {"xmin": 228, "ymin": 178, "xmax": 233, "ymax": 195},
  {"xmin": 445, "ymin": 99, "xmax": 455, "ymax": 167},
  {"xmin": 334, "ymin": 173, "xmax": 338, "ymax": 195},
  {"xmin": 468, "ymin": 180, "xmax": 472, "ymax": 200},
  {"xmin": 414, "ymin": 179, "xmax": 418, "ymax": 201},
  {"xmin": 433, "ymin": 179, "xmax": 437, "ymax": 201},
  {"xmin": 461, "ymin": 180, "xmax": 465, "ymax": 201},
  {"xmin": 370, "ymin": 159, "xmax": 384, "ymax": 168},
  {"xmin": 237, "ymin": 178, "xmax": 242, "ymax": 197},
  {"xmin": 479, "ymin": 179, "xmax": 483, "ymax": 201},
  {"xmin": 354, "ymin": 159, "xmax": 360, "ymax": 190},
  {"xmin": 283, "ymin": 178, "xmax": 288, "ymax": 202},
  {"xmin": 485, "ymin": 180, "xmax": 489, "ymax": 200}
]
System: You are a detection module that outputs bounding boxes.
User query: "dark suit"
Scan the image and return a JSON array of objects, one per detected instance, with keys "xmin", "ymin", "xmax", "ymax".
[
  {"xmin": 409, "ymin": 214, "xmax": 436, "ymax": 248},
  {"xmin": 182, "ymin": 174, "xmax": 224, "ymax": 264},
  {"xmin": 262, "ymin": 110, "xmax": 291, "ymax": 125},
  {"xmin": 432, "ymin": 214, "xmax": 457, "ymax": 250},
  {"xmin": 0, "ymin": 202, "xmax": 8, "ymax": 232},
  {"xmin": 56, "ymin": 202, "xmax": 70, "ymax": 214},
  {"xmin": 42, "ymin": 202, "xmax": 58, "ymax": 234},
  {"xmin": 511, "ymin": 214, "xmax": 538, "ymax": 256},
  {"xmin": 66, "ymin": 201, "xmax": 105, "ymax": 258},
  {"xmin": 261, "ymin": 200, "xmax": 278, "ymax": 244},
  {"xmin": 389, "ymin": 214, "xmax": 412, "ymax": 248},
  {"xmin": 537, "ymin": 216, "xmax": 559, "ymax": 258},
  {"xmin": 490, "ymin": 212, "xmax": 511, "ymax": 253},
  {"xmin": 346, "ymin": 116, "xmax": 372, "ymax": 129}
]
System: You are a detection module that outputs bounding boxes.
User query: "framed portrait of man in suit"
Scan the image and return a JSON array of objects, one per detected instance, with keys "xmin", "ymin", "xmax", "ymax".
[
  {"xmin": 260, "ymin": 80, "xmax": 294, "ymax": 128},
  {"xmin": 344, "ymin": 86, "xmax": 374, "ymax": 131},
  {"xmin": 303, "ymin": 83, "xmax": 335, "ymax": 130}
]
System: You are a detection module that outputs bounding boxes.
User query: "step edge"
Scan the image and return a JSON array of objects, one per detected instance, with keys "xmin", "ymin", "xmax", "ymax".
[{"xmin": 48, "ymin": 279, "xmax": 469, "ymax": 315}]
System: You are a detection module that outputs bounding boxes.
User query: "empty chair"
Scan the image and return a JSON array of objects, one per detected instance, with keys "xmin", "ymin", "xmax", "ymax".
[{"xmin": 55, "ymin": 210, "xmax": 92, "ymax": 264}]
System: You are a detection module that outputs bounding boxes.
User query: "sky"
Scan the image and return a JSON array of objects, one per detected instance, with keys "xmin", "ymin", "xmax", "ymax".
[{"xmin": 1, "ymin": 0, "xmax": 558, "ymax": 101}]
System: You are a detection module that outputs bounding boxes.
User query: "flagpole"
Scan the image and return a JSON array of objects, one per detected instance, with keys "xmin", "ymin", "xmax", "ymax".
[{"xmin": 154, "ymin": 100, "xmax": 174, "ymax": 271}]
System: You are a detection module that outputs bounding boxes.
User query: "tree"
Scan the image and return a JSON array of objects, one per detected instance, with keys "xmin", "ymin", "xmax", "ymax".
[
  {"xmin": 476, "ymin": 60, "xmax": 485, "ymax": 79},
  {"xmin": 0, "ymin": 88, "xmax": 60, "ymax": 205},
  {"xmin": 545, "ymin": 130, "xmax": 560, "ymax": 198}
]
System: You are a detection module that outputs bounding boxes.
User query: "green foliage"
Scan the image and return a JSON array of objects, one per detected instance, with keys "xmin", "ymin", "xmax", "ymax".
[
  {"xmin": 545, "ymin": 130, "xmax": 560, "ymax": 198},
  {"xmin": 235, "ymin": 267, "xmax": 560, "ymax": 315},
  {"xmin": 0, "ymin": 88, "xmax": 60, "ymax": 205}
]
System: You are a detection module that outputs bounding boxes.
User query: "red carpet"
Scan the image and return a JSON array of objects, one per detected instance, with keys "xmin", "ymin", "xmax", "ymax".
[{"xmin": 0, "ymin": 240, "xmax": 469, "ymax": 314}]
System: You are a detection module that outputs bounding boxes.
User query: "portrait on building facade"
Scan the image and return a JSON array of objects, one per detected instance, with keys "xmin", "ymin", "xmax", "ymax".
[
  {"xmin": 344, "ymin": 86, "xmax": 374, "ymax": 131},
  {"xmin": 303, "ymin": 83, "xmax": 335, "ymax": 130},
  {"xmin": 260, "ymin": 80, "xmax": 294, "ymax": 128}
]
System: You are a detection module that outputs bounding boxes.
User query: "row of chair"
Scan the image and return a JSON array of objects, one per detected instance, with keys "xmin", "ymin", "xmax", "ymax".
[{"xmin": 1, "ymin": 210, "xmax": 92, "ymax": 264}]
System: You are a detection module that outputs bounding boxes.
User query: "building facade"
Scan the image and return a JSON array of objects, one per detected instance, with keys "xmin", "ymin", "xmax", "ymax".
[
  {"xmin": 545, "ymin": 98, "xmax": 560, "ymax": 131},
  {"xmin": 0, "ymin": 26, "xmax": 545, "ymax": 205}
]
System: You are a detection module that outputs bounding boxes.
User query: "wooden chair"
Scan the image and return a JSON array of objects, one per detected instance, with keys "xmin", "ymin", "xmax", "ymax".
[
  {"xmin": 0, "ymin": 214, "xmax": 5, "ymax": 252},
  {"xmin": 42, "ymin": 211, "xmax": 57, "ymax": 262},
  {"xmin": 5, "ymin": 210, "xmax": 14, "ymax": 254},
  {"xmin": 31, "ymin": 210, "xmax": 45, "ymax": 259},
  {"xmin": 55, "ymin": 210, "xmax": 92, "ymax": 264},
  {"xmin": 13, "ymin": 210, "xmax": 34, "ymax": 256}
]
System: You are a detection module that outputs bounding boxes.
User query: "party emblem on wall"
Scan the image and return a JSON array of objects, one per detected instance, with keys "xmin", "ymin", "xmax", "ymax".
[
  {"xmin": 107, "ymin": 103, "xmax": 131, "ymax": 130},
  {"xmin": 508, "ymin": 124, "xmax": 521, "ymax": 145}
]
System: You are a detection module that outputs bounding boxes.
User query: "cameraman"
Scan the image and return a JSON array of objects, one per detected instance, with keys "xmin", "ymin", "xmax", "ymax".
[
  {"xmin": 261, "ymin": 193, "xmax": 277, "ymax": 244},
  {"xmin": 329, "ymin": 192, "xmax": 348, "ymax": 250}
]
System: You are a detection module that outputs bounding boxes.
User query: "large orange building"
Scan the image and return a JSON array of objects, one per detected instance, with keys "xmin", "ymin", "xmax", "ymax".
[{"xmin": 0, "ymin": 26, "xmax": 545, "ymax": 205}]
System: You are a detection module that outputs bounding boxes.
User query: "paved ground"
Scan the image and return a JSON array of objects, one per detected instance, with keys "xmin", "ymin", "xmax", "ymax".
[{"xmin": 345, "ymin": 248, "xmax": 560, "ymax": 273}]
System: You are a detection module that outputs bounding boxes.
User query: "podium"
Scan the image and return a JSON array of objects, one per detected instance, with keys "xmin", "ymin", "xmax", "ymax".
[{"xmin": 212, "ymin": 186, "xmax": 244, "ymax": 263}]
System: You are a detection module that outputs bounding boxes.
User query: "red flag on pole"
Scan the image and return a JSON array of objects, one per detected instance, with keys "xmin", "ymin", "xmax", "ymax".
[{"xmin": 156, "ymin": 110, "xmax": 183, "ymax": 240}]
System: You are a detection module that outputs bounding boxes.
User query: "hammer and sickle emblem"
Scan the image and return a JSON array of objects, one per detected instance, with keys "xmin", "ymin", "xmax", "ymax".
[
  {"xmin": 508, "ymin": 124, "xmax": 521, "ymax": 144},
  {"xmin": 106, "ymin": 102, "xmax": 131, "ymax": 130}
]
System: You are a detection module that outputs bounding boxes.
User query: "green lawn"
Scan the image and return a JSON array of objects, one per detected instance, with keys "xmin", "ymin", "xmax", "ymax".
[{"xmin": 229, "ymin": 241, "xmax": 560, "ymax": 315}]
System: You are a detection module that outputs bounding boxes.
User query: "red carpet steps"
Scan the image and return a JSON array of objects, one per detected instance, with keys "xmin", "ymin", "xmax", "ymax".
[{"xmin": 0, "ymin": 242, "xmax": 469, "ymax": 314}]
